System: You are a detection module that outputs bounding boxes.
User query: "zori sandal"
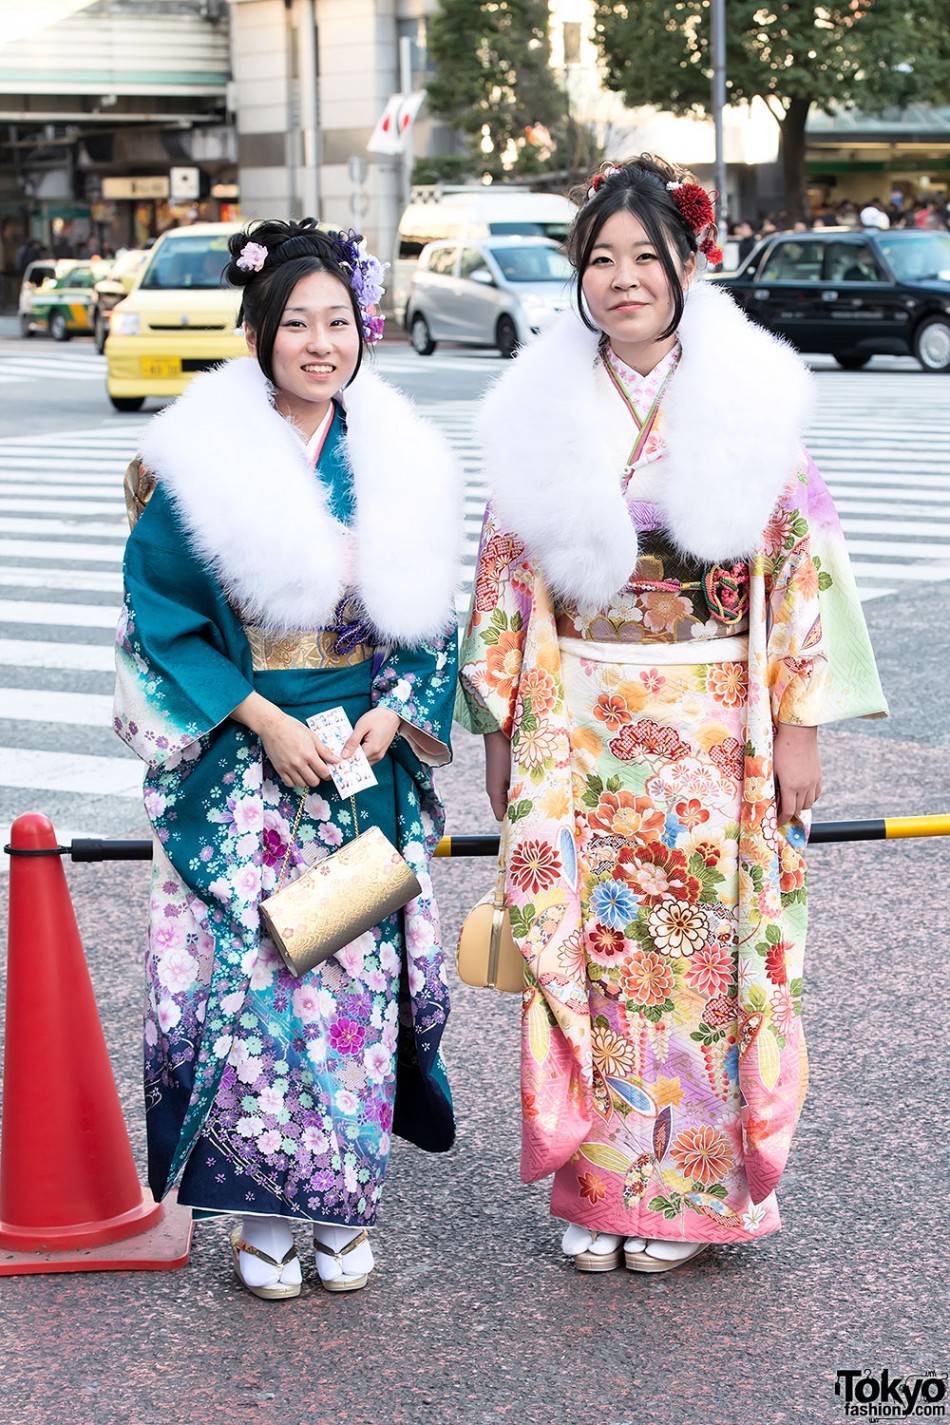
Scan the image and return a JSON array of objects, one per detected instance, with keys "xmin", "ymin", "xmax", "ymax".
[
  {"xmin": 314, "ymin": 1228, "xmax": 371, "ymax": 1293},
  {"xmin": 625, "ymin": 1242, "xmax": 710, "ymax": 1274},
  {"xmin": 573, "ymin": 1231, "xmax": 624, "ymax": 1273},
  {"xmin": 230, "ymin": 1225, "xmax": 301, "ymax": 1300}
]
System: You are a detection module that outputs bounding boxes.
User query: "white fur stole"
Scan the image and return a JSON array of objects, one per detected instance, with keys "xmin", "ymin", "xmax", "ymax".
[{"xmin": 138, "ymin": 356, "xmax": 462, "ymax": 644}]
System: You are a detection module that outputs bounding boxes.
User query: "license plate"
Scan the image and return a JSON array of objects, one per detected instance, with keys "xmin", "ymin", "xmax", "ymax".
[{"xmin": 140, "ymin": 357, "xmax": 181, "ymax": 379}]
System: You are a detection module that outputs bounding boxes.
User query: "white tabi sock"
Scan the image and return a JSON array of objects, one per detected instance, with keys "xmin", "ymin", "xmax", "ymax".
[
  {"xmin": 237, "ymin": 1214, "xmax": 302, "ymax": 1289},
  {"xmin": 312, "ymin": 1223, "xmax": 374, "ymax": 1283}
]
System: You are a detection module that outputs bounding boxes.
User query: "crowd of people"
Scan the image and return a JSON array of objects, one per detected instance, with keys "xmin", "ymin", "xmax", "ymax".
[{"xmin": 728, "ymin": 194, "xmax": 950, "ymax": 264}]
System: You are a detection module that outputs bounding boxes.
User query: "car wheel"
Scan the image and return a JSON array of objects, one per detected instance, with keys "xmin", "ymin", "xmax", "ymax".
[
  {"xmin": 109, "ymin": 395, "xmax": 146, "ymax": 413},
  {"xmin": 50, "ymin": 310, "xmax": 70, "ymax": 342},
  {"xmin": 835, "ymin": 353, "xmax": 872, "ymax": 370},
  {"xmin": 19, "ymin": 315, "xmax": 34, "ymax": 338},
  {"xmin": 94, "ymin": 308, "xmax": 107, "ymax": 353},
  {"xmin": 409, "ymin": 313, "xmax": 436, "ymax": 355},
  {"xmin": 496, "ymin": 315, "xmax": 519, "ymax": 359},
  {"xmin": 913, "ymin": 316, "xmax": 950, "ymax": 373}
]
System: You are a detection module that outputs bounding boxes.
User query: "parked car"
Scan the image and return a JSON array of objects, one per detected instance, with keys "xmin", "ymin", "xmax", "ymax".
[
  {"xmin": 91, "ymin": 248, "xmax": 148, "ymax": 352},
  {"xmin": 106, "ymin": 223, "xmax": 246, "ymax": 412},
  {"xmin": 17, "ymin": 259, "xmax": 92, "ymax": 338},
  {"xmin": 405, "ymin": 236, "xmax": 573, "ymax": 357},
  {"xmin": 711, "ymin": 227, "xmax": 950, "ymax": 372}
]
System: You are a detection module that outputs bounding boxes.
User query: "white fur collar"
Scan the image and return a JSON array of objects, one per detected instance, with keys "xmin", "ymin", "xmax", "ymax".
[
  {"xmin": 478, "ymin": 281, "xmax": 815, "ymax": 609},
  {"xmin": 139, "ymin": 356, "xmax": 461, "ymax": 644}
]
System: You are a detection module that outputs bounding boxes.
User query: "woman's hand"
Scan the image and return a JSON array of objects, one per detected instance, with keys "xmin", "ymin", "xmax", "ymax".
[
  {"xmin": 341, "ymin": 707, "xmax": 401, "ymax": 766},
  {"xmin": 231, "ymin": 692, "xmax": 338, "ymax": 788},
  {"xmin": 772, "ymin": 723, "xmax": 822, "ymax": 823},
  {"xmin": 485, "ymin": 730, "xmax": 512, "ymax": 822}
]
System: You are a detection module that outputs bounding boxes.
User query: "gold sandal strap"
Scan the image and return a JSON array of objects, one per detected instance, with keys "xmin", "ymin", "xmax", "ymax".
[
  {"xmin": 234, "ymin": 1238, "xmax": 298, "ymax": 1270},
  {"xmin": 314, "ymin": 1228, "xmax": 368, "ymax": 1264}
]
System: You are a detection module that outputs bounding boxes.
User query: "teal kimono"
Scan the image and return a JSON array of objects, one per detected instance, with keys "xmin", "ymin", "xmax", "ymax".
[{"xmin": 115, "ymin": 370, "xmax": 460, "ymax": 1228}]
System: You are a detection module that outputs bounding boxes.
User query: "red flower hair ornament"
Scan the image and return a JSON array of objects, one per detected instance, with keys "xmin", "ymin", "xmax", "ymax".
[{"xmin": 666, "ymin": 180, "xmax": 723, "ymax": 264}]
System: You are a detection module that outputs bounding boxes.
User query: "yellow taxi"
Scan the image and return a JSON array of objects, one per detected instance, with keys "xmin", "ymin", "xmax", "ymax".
[{"xmin": 105, "ymin": 222, "xmax": 248, "ymax": 413}]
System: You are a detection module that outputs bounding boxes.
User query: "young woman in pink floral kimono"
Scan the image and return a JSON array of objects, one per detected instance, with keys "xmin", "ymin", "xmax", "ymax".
[{"xmin": 458, "ymin": 156, "xmax": 886, "ymax": 1273}]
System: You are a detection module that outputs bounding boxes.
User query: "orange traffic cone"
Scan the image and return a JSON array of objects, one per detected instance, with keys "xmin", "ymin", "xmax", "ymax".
[{"xmin": 0, "ymin": 813, "xmax": 192, "ymax": 1274}]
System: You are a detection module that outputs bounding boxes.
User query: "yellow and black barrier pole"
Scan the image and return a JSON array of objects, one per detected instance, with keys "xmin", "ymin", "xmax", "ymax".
[
  {"xmin": 433, "ymin": 814, "xmax": 950, "ymax": 856},
  {"xmin": 9, "ymin": 813, "xmax": 941, "ymax": 864}
]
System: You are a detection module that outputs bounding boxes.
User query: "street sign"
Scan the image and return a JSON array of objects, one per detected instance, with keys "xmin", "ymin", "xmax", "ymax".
[
  {"xmin": 170, "ymin": 166, "xmax": 201, "ymax": 201},
  {"xmin": 367, "ymin": 92, "xmax": 425, "ymax": 155}
]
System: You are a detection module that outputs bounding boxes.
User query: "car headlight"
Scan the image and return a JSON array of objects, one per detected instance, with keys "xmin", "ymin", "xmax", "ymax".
[
  {"xmin": 519, "ymin": 293, "xmax": 547, "ymax": 312},
  {"xmin": 110, "ymin": 311, "xmax": 140, "ymax": 336}
]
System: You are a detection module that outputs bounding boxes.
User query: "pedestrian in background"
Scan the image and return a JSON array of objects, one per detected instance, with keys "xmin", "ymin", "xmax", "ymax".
[
  {"xmin": 114, "ymin": 218, "xmax": 461, "ymax": 1300},
  {"xmin": 459, "ymin": 155, "xmax": 886, "ymax": 1275}
]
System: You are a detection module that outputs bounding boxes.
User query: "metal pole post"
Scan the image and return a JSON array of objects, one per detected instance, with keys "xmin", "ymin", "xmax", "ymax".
[
  {"xmin": 399, "ymin": 34, "xmax": 414, "ymax": 207},
  {"xmin": 711, "ymin": 0, "xmax": 728, "ymax": 235},
  {"xmin": 297, "ymin": 0, "xmax": 320, "ymax": 218}
]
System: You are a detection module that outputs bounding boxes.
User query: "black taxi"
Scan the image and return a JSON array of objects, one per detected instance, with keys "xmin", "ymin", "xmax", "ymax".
[{"xmin": 711, "ymin": 227, "xmax": 950, "ymax": 372}]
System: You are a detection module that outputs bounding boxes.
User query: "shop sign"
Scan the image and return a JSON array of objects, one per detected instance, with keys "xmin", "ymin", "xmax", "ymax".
[{"xmin": 102, "ymin": 177, "xmax": 170, "ymax": 200}]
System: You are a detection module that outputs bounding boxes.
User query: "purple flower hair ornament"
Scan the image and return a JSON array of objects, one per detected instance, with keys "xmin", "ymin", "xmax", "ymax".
[{"xmin": 332, "ymin": 228, "xmax": 389, "ymax": 344}]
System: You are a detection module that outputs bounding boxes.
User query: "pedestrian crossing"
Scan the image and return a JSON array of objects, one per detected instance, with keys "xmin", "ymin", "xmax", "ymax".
[
  {"xmin": 0, "ymin": 349, "xmax": 105, "ymax": 383},
  {"xmin": 1, "ymin": 365, "xmax": 948, "ymax": 861}
]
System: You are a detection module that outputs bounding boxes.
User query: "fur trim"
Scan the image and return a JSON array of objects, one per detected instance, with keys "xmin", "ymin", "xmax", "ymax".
[
  {"xmin": 479, "ymin": 282, "xmax": 815, "ymax": 607},
  {"xmin": 139, "ymin": 357, "xmax": 461, "ymax": 643}
]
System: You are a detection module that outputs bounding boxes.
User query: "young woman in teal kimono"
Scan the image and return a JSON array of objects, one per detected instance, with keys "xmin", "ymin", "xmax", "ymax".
[{"xmin": 114, "ymin": 219, "xmax": 461, "ymax": 1299}]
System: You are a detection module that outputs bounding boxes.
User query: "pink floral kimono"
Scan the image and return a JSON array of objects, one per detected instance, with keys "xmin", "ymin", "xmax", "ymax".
[{"xmin": 458, "ymin": 285, "xmax": 886, "ymax": 1245}]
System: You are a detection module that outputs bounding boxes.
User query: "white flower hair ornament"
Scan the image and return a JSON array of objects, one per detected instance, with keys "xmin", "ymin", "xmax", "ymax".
[
  {"xmin": 587, "ymin": 165, "xmax": 622, "ymax": 201},
  {"xmin": 236, "ymin": 241, "xmax": 268, "ymax": 273}
]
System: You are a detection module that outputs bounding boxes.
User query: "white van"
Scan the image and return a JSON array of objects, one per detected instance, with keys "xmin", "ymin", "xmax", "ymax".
[{"xmin": 393, "ymin": 185, "xmax": 576, "ymax": 324}]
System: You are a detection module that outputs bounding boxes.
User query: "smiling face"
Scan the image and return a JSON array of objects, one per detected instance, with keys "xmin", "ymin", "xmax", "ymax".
[
  {"xmin": 581, "ymin": 208, "xmax": 695, "ymax": 374},
  {"xmin": 245, "ymin": 270, "xmax": 361, "ymax": 436}
]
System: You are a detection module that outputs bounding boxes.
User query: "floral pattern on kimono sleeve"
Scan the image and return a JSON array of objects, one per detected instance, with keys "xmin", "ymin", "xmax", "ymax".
[
  {"xmin": 372, "ymin": 626, "xmax": 459, "ymax": 767},
  {"xmin": 115, "ymin": 485, "xmax": 255, "ymax": 770},
  {"xmin": 457, "ymin": 503, "xmax": 535, "ymax": 737},
  {"xmin": 761, "ymin": 450, "xmax": 885, "ymax": 728}
]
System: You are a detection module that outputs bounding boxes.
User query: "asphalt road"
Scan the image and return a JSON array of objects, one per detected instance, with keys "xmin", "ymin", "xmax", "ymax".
[{"xmin": 0, "ymin": 328, "xmax": 947, "ymax": 1425}]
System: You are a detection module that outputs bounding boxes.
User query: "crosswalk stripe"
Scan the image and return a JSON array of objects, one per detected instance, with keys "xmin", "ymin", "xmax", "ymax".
[
  {"xmin": 0, "ymin": 747, "xmax": 142, "ymax": 798},
  {"xmin": 0, "ymin": 599, "xmax": 120, "ymax": 628},
  {"xmin": 2, "ymin": 687, "xmax": 115, "ymax": 726},
  {"xmin": 0, "ymin": 637, "xmax": 116, "ymax": 671},
  {"xmin": 0, "ymin": 516, "xmax": 127, "ymax": 537},
  {"xmin": 0, "ymin": 539, "xmax": 124, "ymax": 562},
  {"xmin": 0, "ymin": 569, "xmax": 122, "ymax": 592}
]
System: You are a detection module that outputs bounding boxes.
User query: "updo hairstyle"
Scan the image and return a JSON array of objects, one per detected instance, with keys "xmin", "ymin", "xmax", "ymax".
[
  {"xmin": 225, "ymin": 218, "xmax": 365, "ymax": 386},
  {"xmin": 566, "ymin": 155, "xmax": 701, "ymax": 341}
]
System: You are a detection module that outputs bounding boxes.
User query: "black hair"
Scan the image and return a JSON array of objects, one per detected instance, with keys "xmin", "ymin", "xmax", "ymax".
[
  {"xmin": 566, "ymin": 155, "xmax": 700, "ymax": 341},
  {"xmin": 224, "ymin": 218, "xmax": 365, "ymax": 385}
]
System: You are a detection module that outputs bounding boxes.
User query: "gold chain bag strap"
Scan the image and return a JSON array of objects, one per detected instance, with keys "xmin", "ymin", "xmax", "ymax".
[
  {"xmin": 260, "ymin": 788, "xmax": 421, "ymax": 978},
  {"xmin": 456, "ymin": 830, "xmax": 524, "ymax": 994}
]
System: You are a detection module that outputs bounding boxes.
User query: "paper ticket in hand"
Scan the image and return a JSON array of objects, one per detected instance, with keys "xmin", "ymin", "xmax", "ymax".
[{"xmin": 307, "ymin": 707, "xmax": 378, "ymax": 796}]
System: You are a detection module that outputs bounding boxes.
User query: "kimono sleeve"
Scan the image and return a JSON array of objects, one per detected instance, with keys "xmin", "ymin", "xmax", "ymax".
[
  {"xmin": 114, "ymin": 482, "xmax": 254, "ymax": 769},
  {"xmin": 765, "ymin": 451, "xmax": 887, "ymax": 728},
  {"xmin": 456, "ymin": 503, "xmax": 533, "ymax": 738},
  {"xmin": 371, "ymin": 627, "xmax": 459, "ymax": 767}
]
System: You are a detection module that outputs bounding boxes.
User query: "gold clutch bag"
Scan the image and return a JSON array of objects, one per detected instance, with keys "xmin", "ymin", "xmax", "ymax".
[
  {"xmin": 260, "ymin": 794, "xmax": 421, "ymax": 978},
  {"xmin": 457, "ymin": 860, "xmax": 524, "ymax": 994}
]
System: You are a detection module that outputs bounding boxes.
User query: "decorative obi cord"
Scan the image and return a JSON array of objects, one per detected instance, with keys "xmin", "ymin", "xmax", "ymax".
[
  {"xmin": 555, "ymin": 527, "xmax": 751, "ymax": 648},
  {"xmin": 244, "ymin": 595, "xmax": 376, "ymax": 672}
]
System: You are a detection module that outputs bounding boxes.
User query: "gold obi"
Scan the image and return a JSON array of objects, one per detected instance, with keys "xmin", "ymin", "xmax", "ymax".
[{"xmin": 244, "ymin": 626, "xmax": 373, "ymax": 672}]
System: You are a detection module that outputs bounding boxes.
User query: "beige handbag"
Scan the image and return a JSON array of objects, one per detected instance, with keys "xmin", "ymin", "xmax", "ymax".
[
  {"xmin": 457, "ymin": 852, "xmax": 525, "ymax": 994},
  {"xmin": 260, "ymin": 793, "xmax": 421, "ymax": 978}
]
